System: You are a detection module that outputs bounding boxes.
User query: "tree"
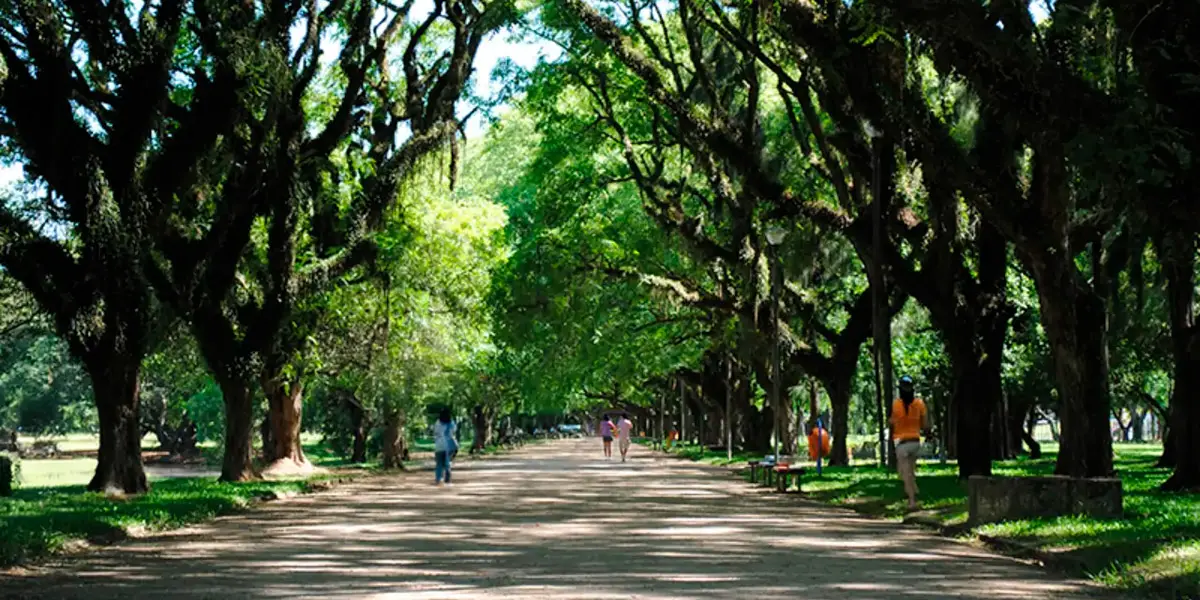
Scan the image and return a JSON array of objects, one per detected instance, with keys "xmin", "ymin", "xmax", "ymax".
[
  {"xmin": 148, "ymin": 0, "xmax": 510, "ymax": 480},
  {"xmin": 0, "ymin": 0, "xmax": 236, "ymax": 493}
]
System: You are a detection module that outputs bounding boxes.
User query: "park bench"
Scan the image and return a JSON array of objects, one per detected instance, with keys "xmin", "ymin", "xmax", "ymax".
[
  {"xmin": 748, "ymin": 456, "xmax": 803, "ymax": 491},
  {"xmin": 748, "ymin": 459, "xmax": 775, "ymax": 484},
  {"xmin": 774, "ymin": 464, "xmax": 806, "ymax": 493}
]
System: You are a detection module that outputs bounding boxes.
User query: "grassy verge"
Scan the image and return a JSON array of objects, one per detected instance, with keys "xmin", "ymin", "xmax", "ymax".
[
  {"xmin": 0, "ymin": 475, "xmax": 348, "ymax": 568},
  {"xmin": 1, "ymin": 433, "xmax": 525, "ymax": 569},
  {"xmin": 663, "ymin": 441, "xmax": 1197, "ymax": 599}
]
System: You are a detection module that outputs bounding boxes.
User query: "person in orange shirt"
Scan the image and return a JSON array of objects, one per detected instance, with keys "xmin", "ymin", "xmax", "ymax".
[{"xmin": 890, "ymin": 375, "xmax": 931, "ymax": 511}]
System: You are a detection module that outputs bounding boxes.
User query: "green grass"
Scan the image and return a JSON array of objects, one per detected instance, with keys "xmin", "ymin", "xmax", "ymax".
[
  {"xmin": 17, "ymin": 433, "xmax": 159, "ymax": 454},
  {"xmin": 648, "ymin": 441, "xmax": 759, "ymax": 466},
  {"xmin": 0, "ymin": 476, "xmax": 335, "ymax": 567},
  {"xmin": 17, "ymin": 458, "xmax": 105, "ymax": 488},
  {"xmin": 0, "ymin": 432, "xmax": 520, "ymax": 569},
  {"xmin": 667, "ymin": 441, "xmax": 1198, "ymax": 599}
]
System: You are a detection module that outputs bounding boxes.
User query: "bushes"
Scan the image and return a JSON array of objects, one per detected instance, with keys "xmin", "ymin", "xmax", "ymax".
[{"xmin": 0, "ymin": 452, "xmax": 18, "ymax": 496}]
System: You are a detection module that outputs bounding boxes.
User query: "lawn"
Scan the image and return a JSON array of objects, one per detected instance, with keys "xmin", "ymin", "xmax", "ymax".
[
  {"xmin": 0, "ymin": 432, "xmax": 507, "ymax": 569},
  {"xmin": 1, "ymin": 433, "xmax": 371, "ymax": 568},
  {"xmin": 0, "ymin": 476, "xmax": 336, "ymax": 567},
  {"xmin": 9, "ymin": 433, "xmax": 435, "ymax": 488},
  {"xmin": 666, "ymin": 441, "xmax": 1198, "ymax": 599}
]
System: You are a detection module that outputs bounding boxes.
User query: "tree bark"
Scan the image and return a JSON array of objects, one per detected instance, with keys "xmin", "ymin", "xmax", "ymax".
[
  {"xmin": 1023, "ymin": 418, "xmax": 1043, "ymax": 460},
  {"xmin": 735, "ymin": 362, "xmax": 772, "ymax": 453},
  {"xmin": 1008, "ymin": 396, "xmax": 1031, "ymax": 456},
  {"xmin": 472, "ymin": 405, "xmax": 494, "ymax": 453},
  {"xmin": 1158, "ymin": 405, "xmax": 1177, "ymax": 468},
  {"xmin": 349, "ymin": 396, "xmax": 368, "ymax": 463},
  {"xmin": 992, "ymin": 393, "xmax": 1013, "ymax": 460},
  {"xmin": 261, "ymin": 373, "xmax": 311, "ymax": 474},
  {"xmin": 260, "ymin": 415, "xmax": 274, "ymax": 463},
  {"xmin": 1033, "ymin": 271, "xmax": 1114, "ymax": 477},
  {"xmin": 1161, "ymin": 231, "xmax": 1200, "ymax": 491},
  {"xmin": 1132, "ymin": 408, "xmax": 1145, "ymax": 443},
  {"xmin": 779, "ymin": 393, "xmax": 797, "ymax": 456},
  {"xmin": 828, "ymin": 379, "xmax": 851, "ymax": 466},
  {"xmin": 381, "ymin": 409, "xmax": 407, "ymax": 470},
  {"xmin": 217, "ymin": 377, "xmax": 257, "ymax": 482},
  {"xmin": 1014, "ymin": 148, "xmax": 1114, "ymax": 478},
  {"xmin": 952, "ymin": 359, "xmax": 995, "ymax": 478},
  {"xmin": 87, "ymin": 358, "xmax": 149, "ymax": 495}
]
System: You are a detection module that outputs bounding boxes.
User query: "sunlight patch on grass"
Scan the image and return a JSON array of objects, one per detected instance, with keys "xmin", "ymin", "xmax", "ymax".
[{"xmin": 1097, "ymin": 540, "xmax": 1200, "ymax": 597}]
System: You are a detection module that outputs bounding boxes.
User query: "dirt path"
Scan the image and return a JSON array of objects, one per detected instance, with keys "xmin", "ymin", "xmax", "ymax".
[{"xmin": 0, "ymin": 440, "xmax": 1112, "ymax": 599}]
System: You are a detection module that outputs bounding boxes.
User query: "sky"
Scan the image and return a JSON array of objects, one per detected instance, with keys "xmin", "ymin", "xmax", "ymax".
[{"xmin": 464, "ymin": 29, "xmax": 558, "ymax": 137}]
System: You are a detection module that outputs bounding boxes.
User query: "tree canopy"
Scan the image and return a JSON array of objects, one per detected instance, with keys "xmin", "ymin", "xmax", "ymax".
[{"xmin": 0, "ymin": 0, "xmax": 1197, "ymax": 494}]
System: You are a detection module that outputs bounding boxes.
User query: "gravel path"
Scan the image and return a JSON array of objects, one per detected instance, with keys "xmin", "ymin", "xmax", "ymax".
[{"xmin": 0, "ymin": 439, "xmax": 1113, "ymax": 599}]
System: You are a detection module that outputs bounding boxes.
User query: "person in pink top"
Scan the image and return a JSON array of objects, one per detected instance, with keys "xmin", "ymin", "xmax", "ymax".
[
  {"xmin": 599, "ymin": 415, "xmax": 614, "ymax": 459},
  {"xmin": 616, "ymin": 416, "xmax": 634, "ymax": 462}
]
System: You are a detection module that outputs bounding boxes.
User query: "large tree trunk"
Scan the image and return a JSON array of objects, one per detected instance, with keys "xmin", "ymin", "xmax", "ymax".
[
  {"xmin": 948, "ymin": 299, "xmax": 1007, "ymax": 477},
  {"xmin": 472, "ymin": 405, "xmax": 494, "ymax": 453},
  {"xmin": 1030, "ymin": 268, "xmax": 1114, "ymax": 477},
  {"xmin": 779, "ymin": 393, "xmax": 797, "ymax": 456},
  {"xmin": 1159, "ymin": 410, "xmax": 1177, "ymax": 468},
  {"xmin": 1161, "ymin": 231, "xmax": 1200, "ymax": 491},
  {"xmin": 827, "ymin": 382, "xmax": 850, "ymax": 466},
  {"xmin": 956, "ymin": 220, "xmax": 1009, "ymax": 475},
  {"xmin": 1008, "ymin": 396, "xmax": 1032, "ymax": 456},
  {"xmin": 87, "ymin": 357, "xmax": 149, "ymax": 495},
  {"xmin": 217, "ymin": 377, "xmax": 257, "ymax": 482},
  {"xmin": 348, "ymin": 396, "xmax": 368, "ymax": 464},
  {"xmin": 823, "ymin": 358, "xmax": 857, "ymax": 466},
  {"xmin": 1132, "ymin": 408, "xmax": 1145, "ymax": 443},
  {"xmin": 381, "ymin": 409, "xmax": 407, "ymax": 470},
  {"xmin": 992, "ymin": 393, "xmax": 1014, "ymax": 460},
  {"xmin": 1018, "ymin": 150, "xmax": 1113, "ymax": 478},
  {"xmin": 260, "ymin": 415, "xmax": 274, "ymax": 463},
  {"xmin": 1023, "ymin": 412, "xmax": 1043, "ymax": 460},
  {"xmin": 736, "ymin": 369, "xmax": 772, "ymax": 453},
  {"xmin": 261, "ymin": 372, "xmax": 311, "ymax": 475},
  {"xmin": 952, "ymin": 360, "xmax": 995, "ymax": 478}
]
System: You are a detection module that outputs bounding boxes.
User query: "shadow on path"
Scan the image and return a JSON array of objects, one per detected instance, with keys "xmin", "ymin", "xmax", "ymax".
[{"xmin": 0, "ymin": 440, "xmax": 1115, "ymax": 599}]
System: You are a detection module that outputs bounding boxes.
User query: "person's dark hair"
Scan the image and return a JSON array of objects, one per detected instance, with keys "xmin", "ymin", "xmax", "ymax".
[
  {"xmin": 603, "ymin": 414, "xmax": 611, "ymax": 422},
  {"xmin": 898, "ymin": 375, "xmax": 915, "ymax": 413},
  {"xmin": 438, "ymin": 408, "xmax": 452, "ymax": 424}
]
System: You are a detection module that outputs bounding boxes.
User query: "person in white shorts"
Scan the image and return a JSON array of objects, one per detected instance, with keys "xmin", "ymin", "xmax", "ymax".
[{"xmin": 617, "ymin": 415, "xmax": 634, "ymax": 462}]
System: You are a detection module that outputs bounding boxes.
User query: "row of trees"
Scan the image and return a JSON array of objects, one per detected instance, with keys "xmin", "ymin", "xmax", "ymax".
[
  {"xmin": 1, "ymin": 0, "xmax": 1194, "ymax": 496},
  {"xmin": 478, "ymin": 0, "xmax": 1197, "ymax": 490},
  {"xmin": 0, "ymin": 0, "xmax": 517, "ymax": 493}
]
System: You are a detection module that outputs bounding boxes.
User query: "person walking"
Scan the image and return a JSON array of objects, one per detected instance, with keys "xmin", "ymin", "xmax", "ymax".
[
  {"xmin": 890, "ymin": 375, "xmax": 930, "ymax": 511},
  {"xmin": 434, "ymin": 408, "xmax": 458, "ymax": 486},
  {"xmin": 616, "ymin": 415, "xmax": 634, "ymax": 462},
  {"xmin": 599, "ymin": 415, "xmax": 614, "ymax": 459}
]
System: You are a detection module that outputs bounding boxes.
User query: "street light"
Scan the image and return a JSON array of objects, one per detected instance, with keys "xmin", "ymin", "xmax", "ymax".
[{"xmin": 765, "ymin": 225, "xmax": 787, "ymax": 465}]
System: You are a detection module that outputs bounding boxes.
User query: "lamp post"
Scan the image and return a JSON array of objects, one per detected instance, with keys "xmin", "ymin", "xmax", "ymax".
[{"xmin": 765, "ymin": 225, "xmax": 788, "ymax": 463}]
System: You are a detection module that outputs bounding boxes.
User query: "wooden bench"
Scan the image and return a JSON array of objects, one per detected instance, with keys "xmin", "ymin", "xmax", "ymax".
[
  {"xmin": 748, "ymin": 460, "xmax": 764, "ymax": 483},
  {"xmin": 774, "ymin": 465, "xmax": 806, "ymax": 493}
]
